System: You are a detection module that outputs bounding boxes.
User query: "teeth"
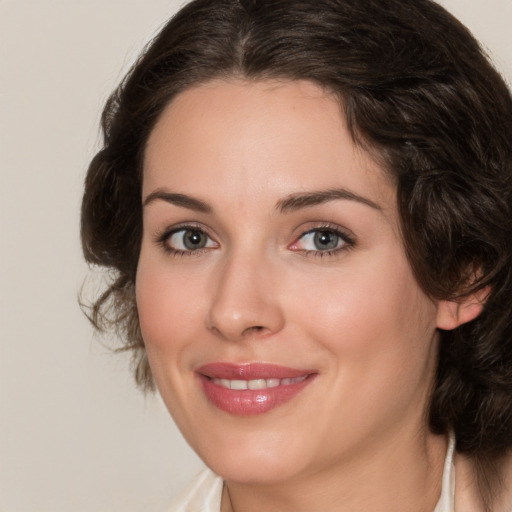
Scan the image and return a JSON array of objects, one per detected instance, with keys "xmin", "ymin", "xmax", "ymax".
[
  {"xmin": 248, "ymin": 379, "xmax": 267, "ymax": 390},
  {"xmin": 230, "ymin": 380, "xmax": 247, "ymax": 390},
  {"xmin": 266, "ymin": 378, "xmax": 280, "ymax": 388},
  {"xmin": 211, "ymin": 375, "xmax": 307, "ymax": 390}
]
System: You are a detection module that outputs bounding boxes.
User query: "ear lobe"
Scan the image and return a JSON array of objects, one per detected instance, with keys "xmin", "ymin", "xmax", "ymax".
[{"xmin": 436, "ymin": 286, "xmax": 490, "ymax": 330}]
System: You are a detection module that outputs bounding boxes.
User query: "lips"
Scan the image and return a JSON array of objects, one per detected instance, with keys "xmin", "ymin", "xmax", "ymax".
[{"xmin": 196, "ymin": 363, "xmax": 316, "ymax": 416}]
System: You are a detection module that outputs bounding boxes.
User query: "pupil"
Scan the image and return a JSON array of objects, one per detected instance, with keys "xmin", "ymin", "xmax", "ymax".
[
  {"xmin": 314, "ymin": 230, "xmax": 338, "ymax": 250},
  {"xmin": 184, "ymin": 230, "xmax": 206, "ymax": 250}
]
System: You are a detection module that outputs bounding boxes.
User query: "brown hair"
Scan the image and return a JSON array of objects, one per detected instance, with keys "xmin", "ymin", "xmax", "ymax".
[{"xmin": 81, "ymin": 0, "xmax": 512, "ymax": 506}]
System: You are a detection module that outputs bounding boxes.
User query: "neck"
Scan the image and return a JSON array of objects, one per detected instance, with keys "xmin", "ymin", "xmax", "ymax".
[{"xmin": 222, "ymin": 430, "xmax": 448, "ymax": 512}]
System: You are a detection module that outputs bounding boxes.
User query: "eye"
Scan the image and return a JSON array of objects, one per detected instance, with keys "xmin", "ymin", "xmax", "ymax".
[
  {"xmin": 162, "ymin": 227, "xmax": 217, "ymax": 254},
  {"xmin": 289, "ymin": 226, "xmax": 355, "ymax": 255},
  {"xmin": 301, "ymin": 230, "xmax": 341, "ymax": 251}
]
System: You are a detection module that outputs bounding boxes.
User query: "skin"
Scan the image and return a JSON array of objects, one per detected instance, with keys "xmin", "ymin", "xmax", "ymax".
[{"xmin": 137, "ymin": 79, "xmax": 481, "ymax": 512}]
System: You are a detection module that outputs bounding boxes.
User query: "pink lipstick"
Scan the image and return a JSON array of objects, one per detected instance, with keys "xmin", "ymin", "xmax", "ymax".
[{"xmin": 196, "ymin": 363, "xmax": 316, "ymax": 416}]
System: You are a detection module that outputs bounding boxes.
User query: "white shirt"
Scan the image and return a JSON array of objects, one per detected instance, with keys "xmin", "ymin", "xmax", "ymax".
[{"xmin": 168, "ymin": 435, "xmax": 456, "ymax": 512}]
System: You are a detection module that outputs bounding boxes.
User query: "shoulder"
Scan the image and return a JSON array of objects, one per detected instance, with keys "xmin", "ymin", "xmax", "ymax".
[
  {"xmin": 455, "ymin": 451, "xmax": 512, "ymax": 512},
  {"xmin": 167, "ymin": 468, "xmax": 223, "ymax": 512}
]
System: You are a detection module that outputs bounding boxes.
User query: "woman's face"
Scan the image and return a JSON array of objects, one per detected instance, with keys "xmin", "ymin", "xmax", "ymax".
[{"xmin": 137, "ymin": 79, "xmax": 442, "ymax": 483}]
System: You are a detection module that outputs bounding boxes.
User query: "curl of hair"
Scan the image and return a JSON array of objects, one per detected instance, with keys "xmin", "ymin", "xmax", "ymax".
[{"xmin": 81, "ymin": 0, "xmax": 512, "ymax": 505}]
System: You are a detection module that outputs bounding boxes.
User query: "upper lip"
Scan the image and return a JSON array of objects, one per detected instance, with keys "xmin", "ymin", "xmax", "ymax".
[{"xmin": 197, "ymin": 362, "xmax": 316, "ymax": 380}]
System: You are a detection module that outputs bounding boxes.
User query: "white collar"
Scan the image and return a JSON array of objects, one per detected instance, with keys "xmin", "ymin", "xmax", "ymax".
[{"xmin": 433, "ymin": 433, "xmax": 456, "ymax": 512}]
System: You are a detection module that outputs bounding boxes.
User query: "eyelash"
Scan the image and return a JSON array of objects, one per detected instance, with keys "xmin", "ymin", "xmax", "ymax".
[
  {"xmin": 290, "ymin": 223, "xmax": 356, "ymax": 259},
  {"xmin": 156, "ymin": 223, "xmax": 218, "ymax": 257},
  {"xmin": 155, "ymin": 223, "xmax": 356, "ymax": 258}
]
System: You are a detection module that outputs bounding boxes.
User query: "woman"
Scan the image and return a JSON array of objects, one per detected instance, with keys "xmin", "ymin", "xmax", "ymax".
[{"xmin": 81, "ymin": 0, "xmax": 512, "ymax": 510}]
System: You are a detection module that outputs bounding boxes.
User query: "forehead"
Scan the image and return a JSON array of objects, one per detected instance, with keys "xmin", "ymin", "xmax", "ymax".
[{"xmin": 143, "ymin": 79, "xmax": 396, "ymax": 215}]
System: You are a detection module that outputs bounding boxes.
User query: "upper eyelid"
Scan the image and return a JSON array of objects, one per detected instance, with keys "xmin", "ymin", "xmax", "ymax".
[
  {"xmin": 298, "ymin": 230, "xmax": 352, "ymax": 244},
  {"xmin": 293, "ymin": 222, "xmax": 356, "ymax": 241},
  {"xmin": 157, "ymin": 222, "xmax": 214, "ymax": 238},
  {"xmin": 301, "ymin": 226, "xmax": 350, "ymax": 237}
]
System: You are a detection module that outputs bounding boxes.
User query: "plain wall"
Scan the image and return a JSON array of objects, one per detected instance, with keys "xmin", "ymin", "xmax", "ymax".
[{"xmin": 1, "ymin": 1, "xmax": 510, "ymax": 511}]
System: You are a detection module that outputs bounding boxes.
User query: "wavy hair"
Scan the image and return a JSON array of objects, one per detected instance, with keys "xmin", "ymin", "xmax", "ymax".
[{"xmin": 81, "ymin": 0, "xmax": 512, "ymax": 507}]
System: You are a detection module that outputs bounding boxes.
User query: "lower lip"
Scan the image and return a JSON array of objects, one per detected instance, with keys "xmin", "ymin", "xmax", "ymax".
[{"xmin": 198, "ymin": 374, "xmax": 315, "ymax": 416}]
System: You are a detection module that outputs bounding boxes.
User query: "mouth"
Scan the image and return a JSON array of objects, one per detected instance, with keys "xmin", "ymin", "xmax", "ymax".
[{"xmin": 196, "ymin": 362, "xmax": 317, "ymax": 416}]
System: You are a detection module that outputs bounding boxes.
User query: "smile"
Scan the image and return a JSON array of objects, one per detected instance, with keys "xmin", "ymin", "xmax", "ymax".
[
  {"xmin": 196, "ymin": 363, "xmax": 316, "ymax": 416},
  {"xmin": 211, "ymin": 376, "xmax": 307, "ymax": 390}
]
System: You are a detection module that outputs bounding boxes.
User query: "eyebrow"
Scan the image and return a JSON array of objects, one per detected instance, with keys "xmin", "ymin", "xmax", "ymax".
[
  {"xmin": 143, "ymin": 189, "xmax": 212, "ymax": 213},
  {"xmin": 143, "ymin": 187, "xmax": 381, "ymax": 215},
  {"xmin": 276, "ymin": 188, "xmax": 382, "ymax": 213}
]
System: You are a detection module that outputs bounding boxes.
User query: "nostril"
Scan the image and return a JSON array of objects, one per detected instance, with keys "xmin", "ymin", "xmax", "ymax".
[{"xmin": 242, "ymin": 325, "xmax": 265, "ymax": 336}]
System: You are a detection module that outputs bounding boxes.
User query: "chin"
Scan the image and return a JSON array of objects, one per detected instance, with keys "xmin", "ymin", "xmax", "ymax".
[
  {"xmin": 188, "ymin": 424, "xmax": 312, "ymax": 484},
  {"xmin": 207, "ymin": 453, "xmax": 307, "ymax": 485}
]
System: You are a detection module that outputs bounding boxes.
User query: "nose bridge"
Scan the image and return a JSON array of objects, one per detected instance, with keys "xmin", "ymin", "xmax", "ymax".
[{"xmin": 207, "ymin": 246, "xmax": 284, "ymax": 341}]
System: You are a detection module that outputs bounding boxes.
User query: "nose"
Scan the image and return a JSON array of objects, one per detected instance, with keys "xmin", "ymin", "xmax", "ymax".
[{"xmin": 206, "ymin": 251, "xmax": 285, "ymax": 342}]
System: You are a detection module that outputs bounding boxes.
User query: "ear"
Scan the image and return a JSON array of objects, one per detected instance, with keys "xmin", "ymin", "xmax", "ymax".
[{"xmin": 436, "ymin": 286, "xmax": 490, "ymax": 330}]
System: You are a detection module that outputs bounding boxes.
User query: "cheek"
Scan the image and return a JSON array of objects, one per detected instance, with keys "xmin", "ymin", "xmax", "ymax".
[
  {"xmin": 135, "ymin": 255, "xmax": 202, "ymax": 363},
  {"xmin": 288, "ymin": 251, "xmax": 438, "ymax": 366},
  {"xmin": 291, "ymin": 255, "xmax": 439, "ymax": 434},
  {"xmin": 136, "ymin": 267, "xmax": 169, "ymax": 346}
]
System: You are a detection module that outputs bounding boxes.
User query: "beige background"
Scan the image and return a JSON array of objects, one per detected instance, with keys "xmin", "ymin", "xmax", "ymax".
[{"xmin": 0, "ymin": 1, "xmax": 510, "ymax": 511}]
